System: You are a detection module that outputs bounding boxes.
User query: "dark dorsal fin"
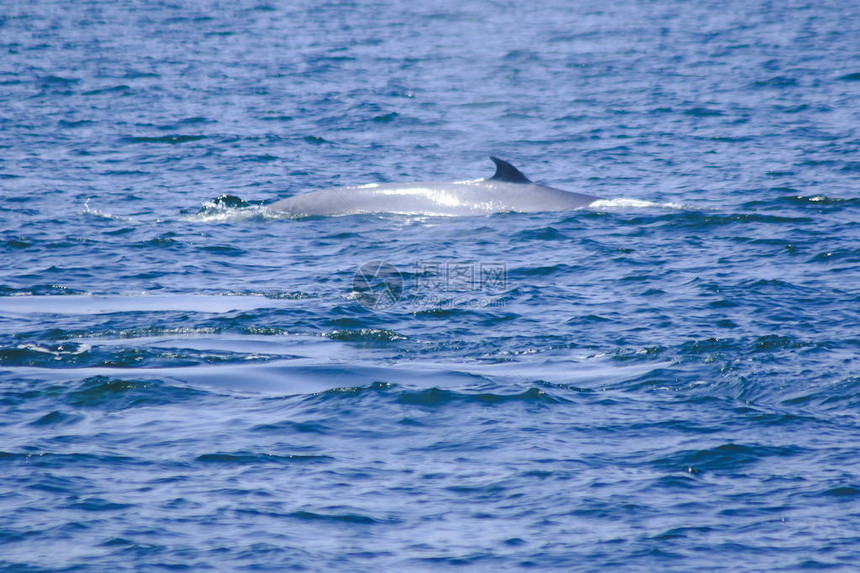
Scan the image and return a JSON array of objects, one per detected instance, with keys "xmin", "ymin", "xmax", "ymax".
[{"xmin": 489, "ymin": 156, "xmax": 532, "ymax": 184}]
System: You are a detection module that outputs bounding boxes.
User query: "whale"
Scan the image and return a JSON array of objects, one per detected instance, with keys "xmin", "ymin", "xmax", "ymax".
[{"xmin": 267, "ymin": 157, "xmax": 599, "ymax": 216}]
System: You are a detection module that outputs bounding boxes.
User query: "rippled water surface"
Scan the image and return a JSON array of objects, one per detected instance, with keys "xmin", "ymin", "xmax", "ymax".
[{"xmin": 2, "ymin": 0, "xmax": 859, "ymax": 570}]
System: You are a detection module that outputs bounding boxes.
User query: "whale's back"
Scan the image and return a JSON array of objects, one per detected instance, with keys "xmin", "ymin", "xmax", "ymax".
[{"xmin": 268, "ymin": 158, "xmax": 598, "ymax": 216}]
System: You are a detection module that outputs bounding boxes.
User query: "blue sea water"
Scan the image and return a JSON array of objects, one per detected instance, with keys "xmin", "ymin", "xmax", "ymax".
[{"xmin": 1, "ymin": 0, "xmax": 859, "ymax": 570}]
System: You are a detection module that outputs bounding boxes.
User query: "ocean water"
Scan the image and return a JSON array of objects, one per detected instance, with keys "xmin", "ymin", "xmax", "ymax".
[{"xmin": 1, "ymin": 0, "xmax": 859, "ymax": 570}]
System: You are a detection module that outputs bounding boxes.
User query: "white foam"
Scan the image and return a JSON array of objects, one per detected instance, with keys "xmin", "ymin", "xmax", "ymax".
[
  {"xmin": 184, "ymin": 205, "xmax": 291, "ymax": 223},
  {"xmin": 590, "ymin": 198, "xmax": 686, "ymax": 209}
]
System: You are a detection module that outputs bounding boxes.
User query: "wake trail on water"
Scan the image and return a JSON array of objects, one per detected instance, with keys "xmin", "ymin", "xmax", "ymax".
[
  {"xmin": 81, "ymin": 199, "xmax": 143, "ymax": 223},
  {"xmin": 0, "ymin": 354, "xmax": 670, "ymax": 396}
]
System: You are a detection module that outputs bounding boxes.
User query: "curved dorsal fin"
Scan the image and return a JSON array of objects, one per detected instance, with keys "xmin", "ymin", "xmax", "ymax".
[{"xmin": 489, "ymin": 156, "xmax": 532, "ymax": 184}]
